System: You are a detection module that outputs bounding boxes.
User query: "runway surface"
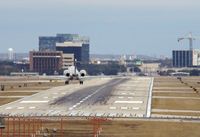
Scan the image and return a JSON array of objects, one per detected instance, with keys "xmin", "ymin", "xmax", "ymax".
[{"xmin": 0, "ymin": 77, "xmax": 153, "ymax": 118}]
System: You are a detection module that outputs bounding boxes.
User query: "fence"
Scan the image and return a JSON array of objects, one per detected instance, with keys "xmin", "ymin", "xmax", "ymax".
[{"xmin": 0, "ymin": 116, "xmax": 110, "ymax": 137}]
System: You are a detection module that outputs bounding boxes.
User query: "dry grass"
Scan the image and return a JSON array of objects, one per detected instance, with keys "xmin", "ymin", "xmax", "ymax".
[
  {"xmin": 153, "ymin": 92, "xmax": 198, "ymax": 97},
  {"xmin": 0, "ymin": 98, "xmax": 21, "ymax": 105},
  {"xmin": 1, "ymin": 81, "xmax": 64, "ymax": 91},
  {"xmin": 152, "ymin": 98, "xmax": 200, "ymax": 110},
  {"xmin": 152, "ymin": 77, "xmax": 200, "ymax": 116},
  {"xmin": 0, "ymin": 92, "xmax": 38, "ymax": 96},
  {"xmin": 152, "ymin": 112, "xmax": 200, "ymax": 116},
  {"xmin": 3, "ymin": 119, "xmax": 200, "ymax": 137}
]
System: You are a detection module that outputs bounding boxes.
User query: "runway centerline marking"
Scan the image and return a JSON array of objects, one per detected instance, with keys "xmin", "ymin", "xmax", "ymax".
[{"xmin": 68, "ymin": 79, "xmax": 124, "ymax": 111}]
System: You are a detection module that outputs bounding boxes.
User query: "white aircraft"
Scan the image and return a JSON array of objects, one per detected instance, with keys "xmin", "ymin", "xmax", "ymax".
[{"xmin": 63, "ymin": 66, "xmax": 87, "ymax": 85}]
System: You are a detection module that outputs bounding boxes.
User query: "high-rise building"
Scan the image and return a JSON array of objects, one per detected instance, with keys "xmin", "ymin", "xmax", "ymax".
[
  {"xmin": 56, "ymin": 41, "xmax": 89, "ymax": 65},
  {"xmin": 39, "ymin": 34, "xmax": 89, "ymax": 51},
  {"xmin": 172, "ymin": 50, "xmax": 200, "ymax": 67},
  {"xmin": 29, "ymin": 51, "xmax": 63, "ymax": 75}
]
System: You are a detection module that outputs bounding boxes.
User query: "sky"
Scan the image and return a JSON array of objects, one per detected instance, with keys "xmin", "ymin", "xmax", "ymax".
[{"xmin": 1, "ymin": 0, "xmax": 200, "ymax": 57}]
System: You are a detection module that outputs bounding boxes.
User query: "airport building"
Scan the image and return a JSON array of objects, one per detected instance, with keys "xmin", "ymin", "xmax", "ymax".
[
  {"xmin": 29, "ymin": 51, "xmax": 63, "ymax": 75},
  {"xmin": 56, "ymin": 41, "xmax": 90, "ymax": 64},
  {"xmin": 172, "ymin": 50, "xmax": 200, "ymax": 67},
  {"xmin": 39, "ymin": 34, "xmax": 89, "ymax": 51}
]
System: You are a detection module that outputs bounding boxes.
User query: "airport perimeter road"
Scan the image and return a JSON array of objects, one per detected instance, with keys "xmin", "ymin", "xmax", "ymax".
[{"xmin": 0, "ymin": 77, "xmax": 153, "ymax": 118}]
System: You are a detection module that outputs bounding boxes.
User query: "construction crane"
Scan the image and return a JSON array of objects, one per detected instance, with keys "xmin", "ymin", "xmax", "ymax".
[{"xmin": 178, "ymin": 32, "xmax": 197, "ymax": 50}]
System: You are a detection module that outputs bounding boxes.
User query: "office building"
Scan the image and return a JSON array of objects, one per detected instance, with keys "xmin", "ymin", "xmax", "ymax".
[
  {"xmin": 29, "ymin": 51, "xmax": 63, "ymax": 75},
  {"xmin": 39, "ymin": 34, "xmax": 89, "ymax": 51},
  {"xmin": 172, "ymin": 50, "xmax": 200, "ymax": 67},
  {"xmin": 62, "ymin": 54, "xmax": 74, "ymax": 69},
  {"xmin": 56, "ymin": 41, "xmax": 90, "ymax": 64}
]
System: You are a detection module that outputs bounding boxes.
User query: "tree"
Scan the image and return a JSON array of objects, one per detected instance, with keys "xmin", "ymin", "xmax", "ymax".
[{"xmin": 190, "ymin": 69, "xmax": 200, "ymax": 76}]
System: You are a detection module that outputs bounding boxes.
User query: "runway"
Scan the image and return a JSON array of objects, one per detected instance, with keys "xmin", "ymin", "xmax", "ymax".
[{"xmin": 0, "ymin": 77, "xmax": 153, "ymax": 118}]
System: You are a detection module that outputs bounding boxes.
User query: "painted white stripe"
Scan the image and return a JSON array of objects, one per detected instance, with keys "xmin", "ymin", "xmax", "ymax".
[
  {"xmin": 146, "ymin": 77, "xmax": 154, "ymax": 118},
  {"xmin": 20, "ymin": 100, "xmax": 49, "ymax": 103},
  {"xmin": 114, "ymin": 101, "xmax": 143, "ymax": 104},
  {"xmin": 132, "ymin": 107, "xmax": 140, "ymax": 110},
  {"xmin": 121, "ymin": 93, "xmax": 127, "ymax": 95},
  {"xmin": 118, "ymin": 96, "xmax": 124, "ymax": 99},
  {"xmin": 29, "ymin": 106, "xmax": 36, "ymax": 109},
  {"xmin": 109, "ymin": 107, "xmax": 117, "ymax": 110},
  {"xmin": 121, "ymin": 107, "xmax": 128, "ymax": 110},
  {"xmin": 17, "ymin": 107, "xmax": 24, "ymax": 109},
  {"xmin": 128, "ymin": 97, "xmax": 133, "ymax": 99},
  {"xmin": 5, "ymin": 107, "xmax": 12, "ymax": 110}
]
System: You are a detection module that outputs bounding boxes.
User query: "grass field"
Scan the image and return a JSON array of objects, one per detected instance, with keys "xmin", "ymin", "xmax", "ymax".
[
  {"xmin": 153, "ymin": 92, "xmax": 197, "ymax": 97},
  {"xmin": 0, "ymin": 98, "xmax": 21, "ymax": 106},
  {"xmin": 2, "ymin": 118, "xmax": 200, "ymax": 137},
  {"xmin": 0, "ymin": 77, "xmax": 66, "ymax": 106},
  {"xmin": 152, "ymin": 77, "xmax": 200, "ymax": 116},
  {"xmin": 0, "ymin": 92, "xmax": 38, "ymax": 96}
]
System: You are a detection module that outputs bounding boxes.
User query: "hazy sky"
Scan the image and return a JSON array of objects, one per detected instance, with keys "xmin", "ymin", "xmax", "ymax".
[{"xmin": 1, "ymin": 0, "xmax": 200, "ymax": 57}]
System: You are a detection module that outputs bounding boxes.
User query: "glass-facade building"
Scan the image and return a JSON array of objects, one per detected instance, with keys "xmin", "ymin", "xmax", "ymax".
[
  {"xmin": 172, "ymin": 50, "xmax": 193, "ymax": 67},
  {"xmin": 56, "ymin": 43, "xmax": 89, "ymax": 63},
  {"xmin": 39, "ymin": 34, "xmax": 89, "ymax": 52}
]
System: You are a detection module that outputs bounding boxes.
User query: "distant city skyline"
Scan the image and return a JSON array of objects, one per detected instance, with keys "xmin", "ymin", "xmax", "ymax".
[{"xmin": 1, "ymin": 0, "xmax": 200, "ymax": 56}]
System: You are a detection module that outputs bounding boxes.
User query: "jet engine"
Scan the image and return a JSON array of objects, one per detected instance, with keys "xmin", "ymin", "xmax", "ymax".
[
  {"xmin": 80, "ymin": 70, "xmax": 87, "ymax": 77},
  {"xmin": 64, "ymin": 70, "xmax": 71, "ymax": 77}
]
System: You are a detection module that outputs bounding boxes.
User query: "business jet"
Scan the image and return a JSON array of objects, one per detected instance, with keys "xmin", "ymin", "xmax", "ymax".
[{"xmin": 63, "ymin": 66, "xmax": 87, "ymax": 85}]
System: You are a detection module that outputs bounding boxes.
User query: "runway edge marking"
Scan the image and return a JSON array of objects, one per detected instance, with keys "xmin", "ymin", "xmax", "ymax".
[{"xmin": 146, "ymin": 77, "xmax": 154, "ymax": 118}]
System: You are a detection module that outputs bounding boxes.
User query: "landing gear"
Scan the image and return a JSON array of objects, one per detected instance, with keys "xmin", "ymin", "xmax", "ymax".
[
  {"xmin": 80, "ymin": 81, "xmax": 83, "ymax": 85},
  {"xmin": 65, "ymin": 81, "xmax": 69, "ymax": 85}
]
